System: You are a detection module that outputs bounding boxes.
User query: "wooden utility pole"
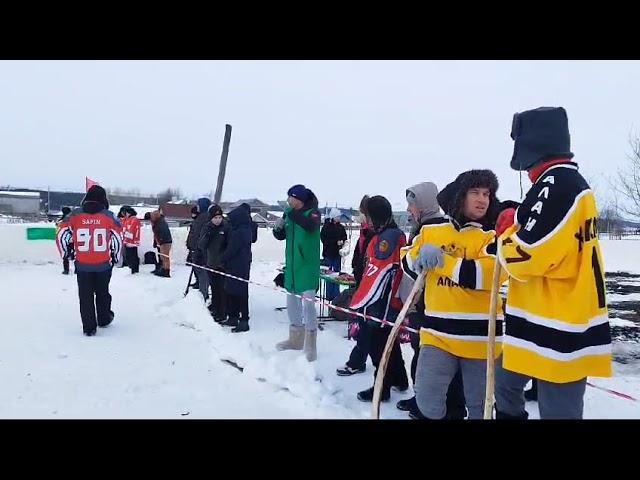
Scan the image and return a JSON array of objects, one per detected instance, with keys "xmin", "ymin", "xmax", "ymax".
[{"xmin": 213, "ymin": 124, "xmax": 233, "ymax": 205}]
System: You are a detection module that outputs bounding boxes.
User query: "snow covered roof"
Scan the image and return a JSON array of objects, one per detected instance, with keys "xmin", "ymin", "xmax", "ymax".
[{"xmin": 0, "ymin": 191, "xmax": 40, "ymax": 198}]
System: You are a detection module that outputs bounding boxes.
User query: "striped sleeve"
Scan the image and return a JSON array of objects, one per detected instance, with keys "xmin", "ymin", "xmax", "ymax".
[{"xmin": 109, "ymin": 214, "xmax": 123, "ymax": 265}]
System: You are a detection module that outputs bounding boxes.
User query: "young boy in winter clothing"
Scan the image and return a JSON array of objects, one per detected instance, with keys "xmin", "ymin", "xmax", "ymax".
[
  {"xmin": 122, "ymin": 206, "xmax": 141, "ymax": 274},
  {"xmin": 273, "ymin": 184, "xmax": 322, "ymax": 361},
  {"xmin": 349, "ymin": 195, "xmax": 409, "ymax": 402},
  {"xmin": 494, "ymin": 106, "xmax": 612, "ymax": 419},
  {"xmin": 198, "ymin": 204, "xmax": 231, "ymax": 322},
  {"xmin": 401, "ymin": 169, "xmax": 508, "ymax": 419}
]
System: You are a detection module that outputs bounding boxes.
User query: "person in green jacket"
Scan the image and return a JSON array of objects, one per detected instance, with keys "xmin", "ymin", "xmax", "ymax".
[{"xmin": 273, "ymin": 184, "xmax": 322, "ymax": 361}]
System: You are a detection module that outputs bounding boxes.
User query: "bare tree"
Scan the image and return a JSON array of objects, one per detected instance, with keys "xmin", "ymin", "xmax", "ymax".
[{"xmin": 609, "ymin": 130, "xmax": 640, "ymax": 219}]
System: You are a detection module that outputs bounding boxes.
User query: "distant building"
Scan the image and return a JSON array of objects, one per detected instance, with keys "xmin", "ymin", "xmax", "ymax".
[
  {"xmin": 222, "ymin": 198, "xmax": 271, "ymax": 217},
  {"xmin": 0, "ymin": 191, "xmax": 41, "ymax": 215},
  {"xmin": 159, "ymin": 202, "xmax": 196, "ymax": 226},
  {"xmin": 251, "ymin": 213, "xmax": 268, "ymax": 227}
]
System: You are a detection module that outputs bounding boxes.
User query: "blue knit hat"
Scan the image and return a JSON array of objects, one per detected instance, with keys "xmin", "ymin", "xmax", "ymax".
[{"xmin": 287, "ymin": 184, "xmax": 309, "ymax": 203}]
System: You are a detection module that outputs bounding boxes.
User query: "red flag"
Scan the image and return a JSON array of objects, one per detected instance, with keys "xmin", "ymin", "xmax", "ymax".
[{"xmin": 86, "ymin": 177, "xmax": 100, "ymax": 192}]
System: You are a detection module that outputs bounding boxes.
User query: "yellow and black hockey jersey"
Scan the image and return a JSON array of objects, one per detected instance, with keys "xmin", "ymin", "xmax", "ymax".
[
  {"xmin": 498, "ymin": 162, "xmax": 612, "ymax": 383},
  {"xmin": 401, "ymin": 217, "xmax": 508, "ymax": 360}
]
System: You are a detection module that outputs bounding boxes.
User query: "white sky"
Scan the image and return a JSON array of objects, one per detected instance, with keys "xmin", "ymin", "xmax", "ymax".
[{"xmin": 1, "ymin": 60, "xmax": 639, "ymax": 210}]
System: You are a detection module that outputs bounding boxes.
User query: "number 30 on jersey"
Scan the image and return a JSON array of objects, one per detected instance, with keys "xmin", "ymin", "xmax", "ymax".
[{"xmin": 76, "ymin": 228, "xmax": 108, "ymax": 252}]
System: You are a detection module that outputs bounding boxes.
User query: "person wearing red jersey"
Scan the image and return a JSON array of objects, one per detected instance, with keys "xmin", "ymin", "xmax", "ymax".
[
  {"xmin": 57, "ymin": 185, "xmax": 122, "ymax": 336},
  {"xmin": 122, "ymin": 206, "xmax": 141, "ymax": 274}
]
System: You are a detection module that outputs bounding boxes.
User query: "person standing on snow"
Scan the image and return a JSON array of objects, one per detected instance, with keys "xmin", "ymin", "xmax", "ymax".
[
  {"xmin": 401, "ymin": 169, "xmax": 508, "ymax": 420},
  {"xmin": 218, "ymin": 205, "xmax": 254, "ymax": 333},
  {"xmin": 56, "ymin": 185, "xmax": 122, "ymax": 336},
  {"xmin": 336, "ymin": 195, "xmax": 375, "ymax": 377},
  {"xmin": 197, "ymin": 204, "xmax": 231, "ymax": 322},
  {"xmin": 122, "ymin": 206, "xmax": 141, "ymax": 274},
  {"xmin": 320, "ymin": 207, "xmax": 348, "ymax": 302},
  {"xmin": 348, "ymin": 195, "xmax": 409, "ymax": 403},
  {"xmin": 493, "ymin": 106, "xmax": 612, "ymax": 419},
  {"xmin": 273, "ymin": 184, "xmax": 322, "ymax": 361},
  {"xmin": 397, "ymin": 181, "xmax": 467, "ymax": 420},
  {"xmin": 186, "ymin": 197, "xmax": 213, "ymax": 301},
  {"xmin": 145, "ymin": 210, "xmax": 173, "ymax": 277},
  {"xmin": 57, "ymin": 206, "xmax": 73, "ymax": 275}
]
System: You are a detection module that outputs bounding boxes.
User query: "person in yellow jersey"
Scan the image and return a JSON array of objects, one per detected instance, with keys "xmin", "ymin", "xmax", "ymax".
[
  {"xmin": 400, "ymin": 169, "xmax": 510, "ymax": 420},
  {"xmin": 494, "ymin": 106, "xmax": 612, "ymax": 420}
]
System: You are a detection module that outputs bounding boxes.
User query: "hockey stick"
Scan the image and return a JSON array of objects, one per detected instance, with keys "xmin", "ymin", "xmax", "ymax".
[
  {"xmin": 371, "ymin": 271, "xmax": 426, "ymax": 420},
  {"xmin": 483, "ymin": 260, "xmax": 503, "ymax": 419}
]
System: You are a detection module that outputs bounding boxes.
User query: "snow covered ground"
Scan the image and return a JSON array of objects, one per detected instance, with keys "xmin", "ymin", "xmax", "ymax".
[{"xmin": 0, "ymin": 223, "xmax": 638, "ymax": 419}]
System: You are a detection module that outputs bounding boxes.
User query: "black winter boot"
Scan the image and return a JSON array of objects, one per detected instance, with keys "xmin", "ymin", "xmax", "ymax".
[
  {"xmin": 494, "ymin": 405, "xmax": 529, "ymax": 420},
  {"xmin": 232, "ymin": 320, "xmax": 250, "ymax": 333},
  {"xmin": 221, "ymin": 317, "xmax": 239, "ymax": 328},
  {"xmin": 357, "ymin": 386, "xmax": 390, "ymax": 403}
]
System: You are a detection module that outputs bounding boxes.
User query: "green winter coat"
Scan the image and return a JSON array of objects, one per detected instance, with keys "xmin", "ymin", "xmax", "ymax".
[{"xmin": 273, "ymin": 205, "xmax": 321, "ymax": 294}]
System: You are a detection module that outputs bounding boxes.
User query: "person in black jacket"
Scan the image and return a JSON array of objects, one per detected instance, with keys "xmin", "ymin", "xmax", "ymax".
[
  {"xmin": 197, "ymin": 204, "xmax": 231, "ymax": 322},
  {"xmin": 218, "ymin": 206, "xmax": 254, "ymax": 333},
  {"xmin": 320, "ymin": 207, "xmax": 348, "ymax": 301},
  {"xmin": 351, "ymin": 195, "xmax": 375, "ymax": 286},
  {"xmin": 186, "ymin": 198, "xmax": 212, "ymax": 301}
]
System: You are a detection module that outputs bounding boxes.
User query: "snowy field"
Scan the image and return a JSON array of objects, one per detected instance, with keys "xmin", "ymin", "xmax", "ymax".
[{"xmin": 0, "ymin": 223, "xmax": 638, "ymax": 419}]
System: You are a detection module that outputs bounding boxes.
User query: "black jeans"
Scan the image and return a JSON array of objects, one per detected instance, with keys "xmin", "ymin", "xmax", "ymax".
[
  {"xmin": 347, "ymin": 319, "xmax": 372, "ymax": 369},
  {"xmin": 226, "ymin": 293, "xmax": 249, "ymax": 321},
  {"xmin": 369, "ymin": 325, "xmax": 409, "ymax": 393},
  {"xmin": 208, "ymin": 270, "xmax": 226, "ymax": 319},
  {"xmin": 76, "ymin": 269, "xmax": 113, "ymax": 333},
  {"xmin": 124, "ymin": 246, "xmax": 140, "ymax": 273}
]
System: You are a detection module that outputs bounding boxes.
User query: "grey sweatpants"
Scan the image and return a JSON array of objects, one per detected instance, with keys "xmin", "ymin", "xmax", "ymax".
[
  {"xmin": 494, "ymin": 354, "xmax": 587, "ymax": 419},
  {"xmin": 287, "ymin": 290, "xmax": 317, "ymax": 332},
  {"xmin": 415, "ymin": 345, "xmax": 486, "ymax": 420}
]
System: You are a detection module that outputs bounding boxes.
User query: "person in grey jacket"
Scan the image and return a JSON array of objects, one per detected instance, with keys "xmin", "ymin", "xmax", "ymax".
[{"xmin": 197, "ymin": 204, "xmax": 231, "ymax": 322}]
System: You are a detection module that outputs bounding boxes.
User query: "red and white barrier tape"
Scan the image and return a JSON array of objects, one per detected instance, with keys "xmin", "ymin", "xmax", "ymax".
[
  {"xmin": 158, "ymin": 252, "xmax": 640, "ymax": 404},
  {"xmin": 158, "ymin": 252, "xmax": 419, "ymax": 334}
]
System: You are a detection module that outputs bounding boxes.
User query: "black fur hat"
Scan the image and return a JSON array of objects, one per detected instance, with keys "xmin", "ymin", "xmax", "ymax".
[
  {"xmin": 83, "ymin": 185, "xmax": 109, "ymax": 209},
  {"xmin": 510, "ymin": 106, "xmax": 574, "ymax": 171},
  {"xmin": 436, "ymin": 169, "xmax": 499, "ymax": 223}
]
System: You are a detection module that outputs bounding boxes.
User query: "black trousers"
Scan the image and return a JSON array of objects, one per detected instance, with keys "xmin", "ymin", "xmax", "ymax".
[
  {"xmin": 369, "ymin": 325, "xmax": 409, "ymax": 393},
  {"xmin": 226, "ymin": 293, "xmax": 249, "ymax": 321},
  {"xmin": 76, "ymin": 269, "xmax": 113, "ymax": 333},
  {"xmin": 63, "ymin": 256, "xmax": 70, "ymax": 273},
  {"xmin": 124, "ymin": 246, "xmax": 140, "ymax": 273},
  {"xmin": 207, "ymin": 270, "xmax": 226, "ymax": 318}
]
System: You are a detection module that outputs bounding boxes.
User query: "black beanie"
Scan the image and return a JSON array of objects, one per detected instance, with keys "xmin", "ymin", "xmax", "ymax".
[
  {"xmin": 83, "ymin": 185, "xmax": 109, "ymax": 209},
  {"xmin": 367, "ymin": 195, "xmax": 393, "ymax": 231},
  {"xmin": 208, "ymin": 203, "xmax": 224, "ymax": 219},
  {"xmin": 510, "ymin": 106, "xmax": 574, "ymax": 171}
]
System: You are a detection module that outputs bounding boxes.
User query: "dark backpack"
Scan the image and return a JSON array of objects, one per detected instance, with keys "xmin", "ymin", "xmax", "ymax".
[{"xmin": 144, "ymin": 251, "xmax": 158, "ymax": 265}]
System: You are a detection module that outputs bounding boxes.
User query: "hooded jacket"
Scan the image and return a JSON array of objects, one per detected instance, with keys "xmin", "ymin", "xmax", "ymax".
[{"xmin": 186, "ymin": 198, "xmax": 212, "ymax": 254}]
